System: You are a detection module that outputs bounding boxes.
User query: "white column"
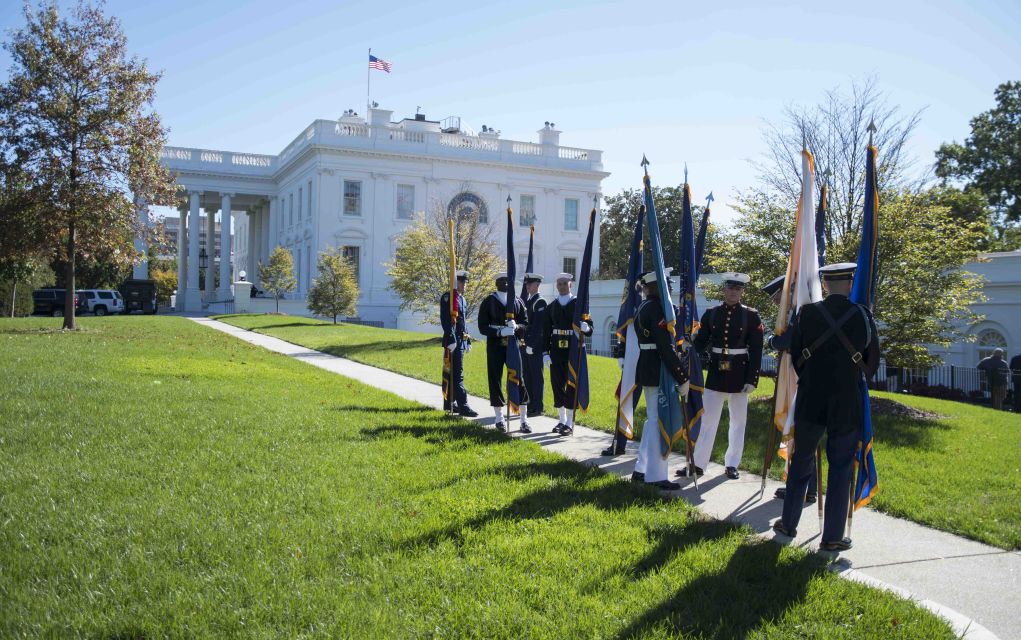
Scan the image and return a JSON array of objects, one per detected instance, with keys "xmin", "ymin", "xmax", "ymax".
[
  {"xmin": 186, "ymin": 190, "xmax": 202, "ymax": 311},
  {"xmin": 175, "ymin": 203, "xmax": 187, "ymax": 309},
  {"xmin": 248, "ymin": 209, "xmax": 260, "ymax": 288},
  {"xmin": 132, "ymin": 196, "xmax": 149, "ymax": 280},
  {"xmin": 268, "ymin": 197, "xmax": 279, "ymax": 258},
  {"xmin": 203, "ymin": 206, "xmax": 216, "ymax": 300},
  {"xmin": 260, "ymin": 201, "xmax": 270, "ymax": 272},
  {"xmin": 218, "ymin": 193, "xmax": 233, "ymax": 299}
]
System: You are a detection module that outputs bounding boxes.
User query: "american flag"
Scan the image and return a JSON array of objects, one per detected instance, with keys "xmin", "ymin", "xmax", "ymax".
[{"xmin": 368, "ymin": 55, "xmax": 392, "ymax": 73}]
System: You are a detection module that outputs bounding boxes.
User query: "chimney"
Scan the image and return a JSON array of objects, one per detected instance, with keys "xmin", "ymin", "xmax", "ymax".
[{"xmin": 538, "ymin": 121, "xmax": 560, "ymax": 146}]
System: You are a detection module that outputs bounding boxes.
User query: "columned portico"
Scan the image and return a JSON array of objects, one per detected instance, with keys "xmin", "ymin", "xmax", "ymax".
[
  {"xmin": 186, "ymin": 190, "xmax": 202, "ymax": 311},
  {"xmin": 218, "ymin": 193, "xmax": 233, "ymax": 300}
]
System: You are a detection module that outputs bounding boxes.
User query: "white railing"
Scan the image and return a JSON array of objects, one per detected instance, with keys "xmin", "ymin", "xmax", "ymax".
[
  {"xmin": 439, "ymin": 133, "xmax": 499, "ymax": 151},
  {"xmin": 160, "ymin": 148, "xmax": 193, "ymax": 161},
  {"xmin": 200, "ymin": 151, "xmax": 223, "ymax": 163},
  {"xmin": 232, "ymin": 153, "xmax": 273, "ymax": 167},
  {"xmin": 558, "ymin": 147, "xmax": 589, "ymax": 161},
  {"xmin": 335, "ymin": 123, "xmax": 369, "ymax": 137},
  {"xmin": 389, "ymin": 129, "xmax": 425, "ymax": 143},
  {"xmin": 512, "ymin": 141, "xmax": 542, "ymax": 156}
]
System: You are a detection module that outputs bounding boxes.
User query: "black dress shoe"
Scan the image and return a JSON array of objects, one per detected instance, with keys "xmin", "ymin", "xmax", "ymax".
[
  {"xmin": 647, "ymin": 479, "xmax": 681, "ymax": 490},
  {"xmin": 725, "ymin": 467, "xmax": 740, "ymax": 480},
  {"xmin": 443, "ymin": 403, "xmax": 452, "ymax": 412},
  {"xmin": 630, "ymin": 471, "xmax": 645, "ymax": 483},
  {"xmin": 519, "ymin": 423, "xmax": 532, "ymax": 434},
  {"xmin": 675, "ymin": 466, "xmax": 704, "ymax": 477},
  {"xmin": 772, "ymin": 520, "xmax": 797, "ymax": 537},
  {"xmin": 552, "ymin": 423, "xmax": 566, "ymax": 434},
  {"xmin": 601, "ymin": 444, "xmax": 626, "ymax": 456},
  {"xmin": 774, "ymin": 487, "xmax": 787, "ymax": 500},
  {"xmin": 457, "ymin": 406, "xmax": 479, "ymax": 418},
  {"xmin": 494, "ymin": 422, "xmax": 506, "ymax": 433},
  {"xmin": 820, "ymin": 537, "xmax": 852, "ymax": 552},
  {"xmin": 805, "ymin": 493, "xmax": 818, "ymax": 505},
  {"xmin": 560, "ymin": 424, "xmax": 573, "ymax": 436}
]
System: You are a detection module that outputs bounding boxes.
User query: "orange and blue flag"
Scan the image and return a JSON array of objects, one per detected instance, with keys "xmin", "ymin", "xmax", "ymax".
[{"xmin": 614, "ymin": 205, "xmax": 645, "ymax": 439}]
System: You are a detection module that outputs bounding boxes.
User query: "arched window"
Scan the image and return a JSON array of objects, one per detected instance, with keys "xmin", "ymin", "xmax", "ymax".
[
  {"xmin": 447, "ymin": 192, "xmax": 488, "ymax": 224},
  {"xmin": 977, "ymin": 328, "xmax": 1007, "ymax": 362},
  {"xmin": 608, "ymin": 320, "xmax": 619, "ymax": 355}
]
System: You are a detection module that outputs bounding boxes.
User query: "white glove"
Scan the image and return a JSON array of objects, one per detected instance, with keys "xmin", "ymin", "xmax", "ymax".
[
  {"xmin": 579, "ymin": 321, "xmax": 590, "ymax": 333},
  {"xmin": 506, "ymin": 320, "xmax": 517, "ymax": 331},
  {"xmin": 679, "ymin": 340, "xmax": 692, "ymax": 352},
  {"xmin": 446, "ymin": 343, "xmax": 456, "ymax": 352},
  {"xmin": 679, "ymin": 381, "xmax": 690, "ymax": 396},
  {"xmin": 742, "ymin": 383, "xmax": 756, "ymax": 394},
  {"xmin": 526, "ymin": 346, "xmax": 534, "ymax": 355},
  {"xmin": 543, "ymin": 353, "xmax": 552, "ymax": 366},
  {"xmin": 499, "ymin": 326, "xmax": 515, "ymax": 337}
]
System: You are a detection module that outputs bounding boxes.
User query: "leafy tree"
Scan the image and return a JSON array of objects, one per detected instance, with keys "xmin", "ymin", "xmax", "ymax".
[
  {"xmin": 0, "ymin": 256, "xmax": 54, "ymax": 317},
  {"xmin": 711, "ymin": 188, "xmax": 985, "ymax": 367},
  {"xmin": 150, "ymin": 267, "xmax": 177, "ymax": 305},
  {"xmin": 259, "ymin": 246, "xmax": 296, "ymax": 313},
  {"xmin": 598, "ymin": 185, "xmax": 722, "ymax": 279},
  {"xmin": 386, "ymin": 199, "xmax": 501, "ymax": 324},
  {"xmin": 307, "ymin": 246, "xmax": 359, "ymax": 324},
  {"xmin": 0, "ymin": 1, "xmax": 176, "ymax": 330},
  {"xmin": 935, "ymin": 80, "xmax": 1021, "ymax": 243}
]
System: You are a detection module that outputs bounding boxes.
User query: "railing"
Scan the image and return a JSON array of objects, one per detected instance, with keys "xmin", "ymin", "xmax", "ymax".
[
  {"xmin": 439, "ymin": 133, "xmax": 500, "ymax": 151},
  {"xmin": 389, "ymin": 129, "xmax": 425, "ymax": 143},
  {"xmin": 342, "ymin": 317, "xmax": 384, "ymax": 328},
  {"xmin": 206, "ymin": 298, "xmax": 235, "ymax": 314},
  {"xmin": 558, "ymin": 146, "xmax": 589, "ymax": 161},
  {"xmin": 335, "ymin": 122, "xmax": 369, "ymax": 137},
  {"xmin": 512, "ymin": 141, "xmax": 542, "ymax": 156}
]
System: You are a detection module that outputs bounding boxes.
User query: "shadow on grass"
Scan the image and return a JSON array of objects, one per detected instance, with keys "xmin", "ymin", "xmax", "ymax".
[
  {"xmin": 318, "ymin": 337, "xmax": 439, "ymax": 358},
  {"xmin": 873, "ymin": 414, "xmax": 952, "ymax": 449},
  {"xmin": 361, "ymin": 421, "xmax": 507, "ymax": 449},
  {"xmin": 333, "ymin": 404, "xmax": 437, "ymax": 414},
  {"xmin": 245, "ymin": 321, "xmax": 330, "ymax": 330}
]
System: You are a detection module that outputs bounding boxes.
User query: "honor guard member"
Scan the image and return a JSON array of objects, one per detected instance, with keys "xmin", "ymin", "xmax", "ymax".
[
  {"xmin": 631, "ymin": 270, "xmax": 690, "ymax": 489},
  {"xmin": 542, "ymin": 272, "xmax": 593, "ymax": 435},
  {"xmin": 773, "ymin": 263, "xmax": 880, "ymax": 551},
  {"xmin": 440, "ymin": 270, "xmax": 478, "ymax": 417},
  {"xmin": 678, "ymin": 272, "xmax": 764, "ymax": 480},
  {"xmin": 477, "ymin": 272, "xmax": 530, "ymax": 432},
  {"xmin": 522, "ymin": 273, "xmax": 547, "ymax": 418},
  {"xmin": 761, "ymin": 274, "xmax": 816, "ymax": 504}
]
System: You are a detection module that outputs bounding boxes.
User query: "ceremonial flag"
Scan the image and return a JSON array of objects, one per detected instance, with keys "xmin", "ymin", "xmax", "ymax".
[
  {"xmin": 774, "ymin": 149, "xmax": 824, "ymax": 458},
  {"xmin": 614, "ymin": 205, "xmax": 645, "ymax": 439},
  {"xmin": 679, "ymin": 183, "xmax": 704, "ymax": 445},
  {"xmin": 519, "ymin": 225, "xmax": 535, "ymax": 300},
  {"xmin": 441, "ymin": 219, "xmax": 457, "ymax": 404},
  {"xmin": 504, "ymin": 201, "xmax": 527, "ymax": 412},
  {"xmin": 695, "ymin": 193, "xmax": 712, "ymax": 279},
  {"xmin": 641, "ymin": 160, "xmax": 684, "ymax": 458},
  {"xmin": 816, "ymin": 185, "xmax": 828, "ymax": 268},
  {"xmin": 850, "ymin": 143, "xmax": 880, "ymax": 510},
  {"xmin": 368, "ymin": 54, "xmax": 392, "ymax": 73},
  {"xmin": 568, "ymin": 206, "xmax": 596, "ymax": 412}
]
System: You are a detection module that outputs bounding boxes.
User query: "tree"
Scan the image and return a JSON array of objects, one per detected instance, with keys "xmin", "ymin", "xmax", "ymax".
[
  {"xmin": 935, "ymin": 80, "xmax": 1021, "ymax": 240},
  {"xmin": 307, "ymin": 246, "xmax": 359, "ymax": 323},
  {"xmin": 0, "ymin": 255, "xmax": 54, "ymax": 317},
  {"xmin": 711, "ymin": 188, "xmax": 985, "ymax": 367},
  {"xmin": 150, "ymin": 267, "xmax": 177, "ymax": 305},
  {"xmin": 259, "ymin": 246, "xmax": 296, "ymax": 313},
  {"xmin": 0, "ymin": 1, "xmax": 176, "ymax": 330},
  {"xmin": 598, "ymin": 185, "xmax": 722, "ymax": 279},
  {"xmin": 386, "ymin": 197, "xmax": 502, "ymax": 324}
]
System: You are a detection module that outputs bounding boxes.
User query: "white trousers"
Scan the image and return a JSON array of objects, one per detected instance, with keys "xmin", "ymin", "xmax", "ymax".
[
  {"xmin": 634, "ymin": 386, "xmax": 669, "ymax": 482},
  {"xmin": 693, "ymin": 389, "xmax": 749, "ymax": 470}
]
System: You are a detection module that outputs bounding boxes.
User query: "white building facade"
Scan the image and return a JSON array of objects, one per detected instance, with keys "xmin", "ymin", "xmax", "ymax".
[{"xmin": 155, "ymin": 107, "xmax": 607, "ymax": 325}]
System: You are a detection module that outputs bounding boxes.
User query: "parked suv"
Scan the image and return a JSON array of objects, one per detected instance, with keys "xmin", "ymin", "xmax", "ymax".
[
  {"xmin": 32, "ymin": 288, "xmax": 67, "ymax": 316},
  {"xmin": 78, "ymin": 289, "xmax": 125, "ymax": 316}
]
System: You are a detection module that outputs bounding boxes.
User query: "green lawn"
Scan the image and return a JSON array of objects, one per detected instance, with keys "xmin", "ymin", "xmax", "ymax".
[
  {"xmin": 217, "ymin": 314, "xmax": 1021, "ymax": 550},
  {"xmin": 0, "ymin": 316, "xmax": 955, "ymax": 638}
]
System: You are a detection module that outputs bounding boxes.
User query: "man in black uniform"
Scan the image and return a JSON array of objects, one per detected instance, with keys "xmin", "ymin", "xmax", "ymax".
[
  {"xmin": 762, "ymin": 274, "xmax": 815, "ymax": 504},
  {"xmin": 773, "ymin": 262, "xmax": 880, "ymax": 551},
  {"xmin": 542, "ymin": 272, "xmax": 593, "ymax": 435},
  {"xmin": 477, "ymin": 272, "xmax": 530, "ymax": 432},
  {"xmin": 1011, "ymin": 352, "xmax": 1021, "ymax": 412},
  {"xmin": 440, "ymin": 270, "xmax": 477, "ymax": 417},
  {"xmin": 631, "ymin": 270, "xmax": 691, "ymax": 489},
  {"xmin": 521, "ymin": 273, "xmax": 547, "ymax": 418},
  {"xmin": 678, "ymin": 272, "xmax": 763, "ymax": 480}
]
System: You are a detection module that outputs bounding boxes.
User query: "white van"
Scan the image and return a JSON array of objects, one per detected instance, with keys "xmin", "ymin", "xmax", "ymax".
[{"xmin": 78, "ymin": 289, "xmax": 125, "ymax": 316}]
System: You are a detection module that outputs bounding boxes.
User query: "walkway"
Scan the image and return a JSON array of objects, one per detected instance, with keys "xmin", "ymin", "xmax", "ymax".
[{"xmin": 194, "ymin": 317, "xmax": 1018, "ymax": 640}]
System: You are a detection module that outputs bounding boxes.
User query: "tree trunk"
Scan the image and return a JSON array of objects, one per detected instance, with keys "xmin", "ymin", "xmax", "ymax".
[
  {"xmin": 275, "ymin": 294, "xmax": 279, "ymax": 313},
  {"xmin": 10, "ymin": 281, "xmax": 16, "ymax": 318},
  {"xmin": 333, "ymin": 313, "xmax": 337, "ymax": 324},
  {"xmin": 63, "ymin": 219, "xmax": 76, "ymax": 330}
]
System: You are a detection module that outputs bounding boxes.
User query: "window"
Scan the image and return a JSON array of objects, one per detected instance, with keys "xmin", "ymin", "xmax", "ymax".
[
  {"xmin": 977, "ymin": 329, "xmax": 1007, "ymax": 362},
  {"xmin": 306, "ymin": 244, "xmax": 313, "ymax": 291},
  {"xmin": 519, "ymin": 195, "xmax": 535, "ymax": 227},
  {"xmin": 396, "ymin": 184, "xmax": 415, "ymax": 219},
  {"xmin": 562, "ymin": 257, "xmax": 577, "ymax": 278},
  {"xmin": 344, "ymin": 180, "xmax": 362, "ymax": 216},
  {"xmin": 342, "ymin": 245, "xmax": 361, "ymax": 283},
  {"xmin": 98, "ymin": 291, "xmax": 113, "ymax": 300},
  {"xmin": 289, "ymin": 193, "xmax": 294, "ymax": 226},
  {"xmin": 307, "ymin": 180, "xmax": 312, "ymax": 216},
  {"xmin": 447, "ymin": 192, "xmax": 488, "ymax": 224},
  {"xmin": 608, "ymin": 321, "xmax": 619, "ymax": 353},
  {"xmin": 564, "ymin": 198, "xmax": 578, "ymax": 231},
  {"xmin": 296, "ymin": 248, "xmax": 302, "ymax": 291},
  {"xmin": 297, "ymin": 187, "xmax": 303, "ymax": 221}
]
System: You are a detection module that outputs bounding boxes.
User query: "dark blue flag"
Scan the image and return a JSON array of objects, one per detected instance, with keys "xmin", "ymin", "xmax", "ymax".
[
  {"xmin": 568, "ymin": 207, "xmax": 596, "ymax": 411},
  {"xmin": 680, "ymin": 183, "xmax": 704, "ymax": 445},
  {"xmin": 615, "ymin": 205, "xmax": 645, "ymax": 438},
  {"xmin": 519, "ymin": 225, "xmax": 535, "ymax": 300},
  {"xmin": 504, "ymin": 203, "xmax": 527, "ymax": 412}
]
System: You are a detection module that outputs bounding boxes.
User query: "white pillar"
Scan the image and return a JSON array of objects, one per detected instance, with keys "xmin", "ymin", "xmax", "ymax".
[
  {"xmin": 132, "ymin": 196, "xmax": 149, "ymax": 280},
  {"xmin": 264, "ymin": 198, "xmax": 275, "ymax": 265},
  {"xmin": 186, "ymin": 190, "xmax": 202, "ymax": 311},
  {"xmin": 218, "ymin": 193, "xmax": 233, "ymax": 299},
  {"xmin": 248, "ymin": 209, "xmax": 260, "ymax": 288},
  {"xmin": 204, "ymin": 206, "xmax": 216, "ymax": 300},
  {"xmin": 259, "ymin": 201, "xmax": 269, "ymax": 276},
  {"xmin": 176, "ymin": 203, "xmax": 187, "ymax": 310}
]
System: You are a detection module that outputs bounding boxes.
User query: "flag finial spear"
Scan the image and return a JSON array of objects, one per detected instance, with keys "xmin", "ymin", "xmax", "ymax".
[
  {"xmin": 867, "ymin": 119, "xmax": 877, "ymax": 147},
  {"xmin": 684, "ymin": 162, "xmax": 688, "ymax": 185},
  {"xmin": 706, "ymin": 191, "xmax": 715, "ymax": 206},
  {"xmin": 641, "ymin": 154, "xmax": 649, "ymax": 178},
  {"xmin": 506, "ymin": 195, "xmax": 512, "ymax": 206},
  {"xmin": 593, "ymin": 193, "xmax": 600, "ymax": 208}
]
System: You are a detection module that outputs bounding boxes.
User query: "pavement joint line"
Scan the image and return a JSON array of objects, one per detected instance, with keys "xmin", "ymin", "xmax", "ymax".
[{"xmin": 191, "ymin": 317, "xmax": 1012, "ymax": 640}]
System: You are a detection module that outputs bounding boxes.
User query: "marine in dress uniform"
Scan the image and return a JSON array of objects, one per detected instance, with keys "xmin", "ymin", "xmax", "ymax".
[
  {"xmin": 440, "ymin": 270, "xmax": 477, "ymax": 417},
  {"xmin": 631, "ymin": 270, "xmax": 691, "ymax": 489},
  {"xmin": 477, "ymin": 272, "xmax": 530, "ymax": 432},
  {"xmin": 542, "ymin": 272, "xmax": 593, "ymax": 435},
  {"xmin": 773, "ymin": 263, "xmax": 880, "ymax": 551},
  {"xmin": 678, "ymin": 273, "xmax": 764, "ymax": 480},
  {"xmin": 521, "ymin": 273, "xmax": 547, "ymax": 418},
  {"xmin": 761, "ymin": 274, "xmax": 816, "ymax": 504}
]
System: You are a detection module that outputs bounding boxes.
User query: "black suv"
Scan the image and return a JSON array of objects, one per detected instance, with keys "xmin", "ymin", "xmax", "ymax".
[{"xmin": 32, "ymin": 288, "xmax": 89, "ymax": 317}]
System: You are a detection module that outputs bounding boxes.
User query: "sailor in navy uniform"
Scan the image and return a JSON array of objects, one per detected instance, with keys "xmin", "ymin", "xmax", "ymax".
[
  {"xmin": 542, "ymin": 272, "xmax": 593, "ymax": 435},
  {"xmin": 761, "ymin": 274, "xmax": 816, "ymax": 504},
  {"xmin": 678, "ymin": 272, "xmax": 764, "ymax": 480},
  {"xmin": 631, "ymin": 270, "xmax": 691, "ymax": 489},
  {"xmin": 773, "ymin": 263, "xmax": 880, "ymax": 551},
  {"xmin": 477, "ymin": 272, "xmax": 530, "ymax": 432},
  {"xmin": 521, "ymin": 273, "xmax": 547, "ymax": 418},
  {"xmin": 440, "ymin": 270, "xmax": 477, "ymax": 417}
]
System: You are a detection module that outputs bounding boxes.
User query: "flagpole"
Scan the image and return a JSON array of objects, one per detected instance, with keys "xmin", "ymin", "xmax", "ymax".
[
  {"xmin": 366, "ymin": 48, "xmax": 371, "ymax": 119},
  {"xmin": 760, "ymin": 366, "xmax": 782, "ymax": 498},
  {"xmin": 816, "ymin": 444, "xmax": 824, "ymax": 531}
]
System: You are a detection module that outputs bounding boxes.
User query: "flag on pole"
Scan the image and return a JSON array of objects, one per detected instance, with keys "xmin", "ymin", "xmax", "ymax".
[
  {"xmin": 816, "ymin": 185, "xmax": 828, "ymax": 268},
  {"xmin": 614, "ymin": 206, "xmax": 645, "ymax": 439},
  {"xmin": 774, "ymin": 149, "xmax": 824, "ymax": 462},
  {"xmin": 519, "ymin": 226, "xmax": 535, "ymax": 300},
  {"xmin": 568, "ymin": 207, "xmax": 596, "ymax": 412},
  {"xmin": 441, "ymin": 219, "xmax": 458, "ymax": 403},
  {"xmin": 679, "ymin": 183, "xmax": 704, "ymax": 445},
  {"xmin": 850, "ymin": 143, "xmax": 880, "ymax": 510},
  {"xmin": 504, "ymin": 202, "xmax": 527, "ymax": 412},
  {"xmin": 695, "ymin": 192, "xmax": 712, "ymax": 279},
  {"xmin": 641, "ymin": 161, "xmax": 684, "ymax": 458},
  {"xmin": 368, "ymin": 54, "xmax": 392, "ymax": 73}
]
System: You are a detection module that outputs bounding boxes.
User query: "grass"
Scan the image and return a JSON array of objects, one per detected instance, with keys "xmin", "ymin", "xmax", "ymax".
[
  {"xmin": 216, "ymin": 314, "xmax": 1021, "ymax": 550},
  {"xmin": 0, "ymin": 316, "xmax": 956, "ymax": 638}
]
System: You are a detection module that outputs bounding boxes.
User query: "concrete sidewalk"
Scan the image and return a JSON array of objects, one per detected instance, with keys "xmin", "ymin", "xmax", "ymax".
[{"xmin": 194, "ymin": 317, "xmax": 1018, "ymax": 640}]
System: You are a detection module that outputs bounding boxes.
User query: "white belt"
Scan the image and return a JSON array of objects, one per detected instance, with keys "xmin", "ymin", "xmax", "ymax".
[
  {"xmin": 553, "ymin": 329, "xmax": 573, "ymax": 335},
  {"xmin": 712, "ymin": 347, "xmax": 748, "ymax": 355},
  {"xmin": 639, "ymin": 343, "xmax": 658, "ymax": 350}
]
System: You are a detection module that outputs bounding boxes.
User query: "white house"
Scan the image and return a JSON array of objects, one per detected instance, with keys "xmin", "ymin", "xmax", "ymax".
[{"xmin": 153, "ymin": 106, "xmax": 608, "ymax": 326}]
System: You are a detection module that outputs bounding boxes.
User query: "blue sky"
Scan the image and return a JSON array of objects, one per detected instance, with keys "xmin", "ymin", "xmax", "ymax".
[{"xmin": 2, "ymin": 0, "xmax": 1019, "ymax": 224}]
